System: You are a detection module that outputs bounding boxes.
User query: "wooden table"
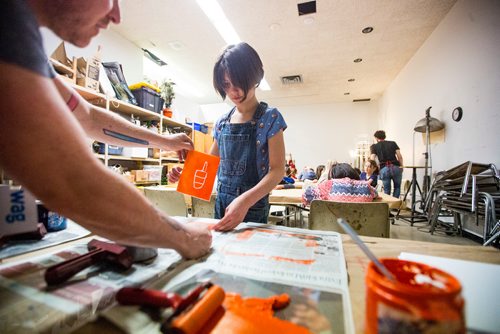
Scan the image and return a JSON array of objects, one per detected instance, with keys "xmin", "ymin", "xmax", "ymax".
[{"xmin": 1, "ymin": 228, "xmax": 499, "ymax": 334}]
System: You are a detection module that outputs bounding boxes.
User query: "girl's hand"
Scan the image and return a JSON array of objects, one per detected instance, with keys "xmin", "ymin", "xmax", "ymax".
[
  {"xmin": 213, "ymin": 197, "xmax": 250, "ymax": 231},
  {"xmin": 168, "ymin": 166, "xmax": 183, "ymax": 183},
  {"xmin": 165, "ymin": 133, "xmax": 193, "ymax": 161}
]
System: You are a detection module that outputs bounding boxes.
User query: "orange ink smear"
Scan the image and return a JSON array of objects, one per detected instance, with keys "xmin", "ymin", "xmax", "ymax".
[
  {"xmin": 305, "ymin": 240, "xmax": 318, "ymax": 247},
  {"xmin": 270, "ymin": 256, "xmax": 316, "ymax": 265},
  {"xmin": 235, "ymin": 229, "xmax": 257, "ymax": 241},
  {"xmin": 208, "ymin": 293, "xmax": 311, "ymax": 334}
]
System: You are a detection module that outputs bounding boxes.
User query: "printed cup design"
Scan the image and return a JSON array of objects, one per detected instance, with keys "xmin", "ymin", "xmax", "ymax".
[{"xmin": 193, "ymin": 161, "xmax": 208, "ymax": 189}]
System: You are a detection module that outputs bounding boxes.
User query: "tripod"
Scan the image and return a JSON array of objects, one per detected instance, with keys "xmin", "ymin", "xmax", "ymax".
[{"xmin": 396, "ymin": 166, "xmax": 428, "ymax": 225}]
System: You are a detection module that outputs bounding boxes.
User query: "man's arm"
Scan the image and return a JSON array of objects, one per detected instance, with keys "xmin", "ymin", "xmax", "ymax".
[
  {"xmin": 395, "ymin": 149, "xmax": 403, "ymax": 167},
  {"xmin": 53, "ymin": 77, "xmax": 193, "ymax": 155},
  {"xmin": 0, "ymin": 63, "xmax": 210, "ymax": 258}
]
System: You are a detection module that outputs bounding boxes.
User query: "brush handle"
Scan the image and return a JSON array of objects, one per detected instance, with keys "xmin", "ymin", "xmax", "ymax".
[
  {"xmin": 44, "ymin": 248, "xmax": 104, "ymax": 285},
  {"xmin": 116, "ymin": 287, "xmax": 182, "ymax": 308}
]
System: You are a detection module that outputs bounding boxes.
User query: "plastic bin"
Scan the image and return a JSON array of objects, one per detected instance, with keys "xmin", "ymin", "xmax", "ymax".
[
  {"xmin": 131, "ymin": 86, "xmax": 164, "ymax": 113},
  {"xmin": 187, "ymin": 122, "xmax": 209, "ymax": 134},
  {"xmin": 98, "ymin": 143, "xmax": 123, "ymax": 155}
]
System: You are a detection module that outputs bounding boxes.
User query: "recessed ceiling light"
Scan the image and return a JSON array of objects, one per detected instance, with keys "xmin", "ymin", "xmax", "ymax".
[
  {"xmin": 348, "ymin": 78, "xmax": 355, "ymax": 82},
  {"xmin": 362, "ymin": 27, "xmax": 373, "ymax": 34},
  {"xmin": 303, "ymin": 17, "xmax": 315, "ymax": 25},
  {"xmin": 344, "ymin": 92, "xmax": 350, "ymax": 95},
  {"xmin": 354, "ymin": 58, "xmax": 362, "ymax": 63},
  {"xmin": 269, "ymin": 23, "xmax": 281, "ymax": 30},
  {"xmin": 167, "ymin": 40, "xmax": 185, "ymax": 51}
]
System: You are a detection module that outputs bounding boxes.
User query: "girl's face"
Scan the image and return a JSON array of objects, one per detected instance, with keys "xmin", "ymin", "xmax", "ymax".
[
  {"xmin": 364, "ymin": 163, "xmax": 374, "ymax": 173},
  {"xmin": 222, "ymin": 73, "xmax": 256, "ymax": 105}
]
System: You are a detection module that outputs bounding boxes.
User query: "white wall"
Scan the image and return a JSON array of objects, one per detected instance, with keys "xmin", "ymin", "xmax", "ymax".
[
  {"xmin": 379, "ymin": 0, "xmax": 500, "ymax": 181},
  {"xmin": 279, "ymin": 101, "xmax": 378, "ymax": 169}
]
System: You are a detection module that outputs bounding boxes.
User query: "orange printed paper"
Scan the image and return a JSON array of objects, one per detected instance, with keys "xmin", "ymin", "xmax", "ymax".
[{"xmin": 177, "ymin": 150, "xmax": 220, "ymax": 201}]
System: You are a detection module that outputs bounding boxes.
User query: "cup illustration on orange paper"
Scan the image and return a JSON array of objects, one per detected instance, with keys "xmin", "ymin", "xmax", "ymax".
[{"xmin": 194, "ymin": 161, "xmax": 208, "ymax": 189}]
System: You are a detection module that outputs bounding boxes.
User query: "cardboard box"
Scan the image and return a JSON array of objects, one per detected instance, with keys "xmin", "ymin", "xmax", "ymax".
[
  {"xmin": 122, "ymin": 147, "xmax": 148, "ymax": 159},
  {"xmin": 144, "ymin": 166, "xmax": 162, "ymax": 181},
  {"xmin": 76, "ymin": 45, "xmax": 101, "ymax": 92},
  {"xmin": 50, "ymin": 42, "xmax": 77, "ymax": 84},
  {"xmin": 123, "ymin": 173, "xmax": 135, "ymax": 183},
  {"xmin": 0, "ymin": 185, "xmax": 38, "ymax": 236},
  {"xmin": 131, "ymin": 170, "xmax": 149, "ymax": 182}
]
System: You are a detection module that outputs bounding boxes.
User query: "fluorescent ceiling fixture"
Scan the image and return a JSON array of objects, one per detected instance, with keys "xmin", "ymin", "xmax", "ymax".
[
  {"xmin": 197, "ymin": 0, "xmax": 271, "ymax": 91},
  {"xmin": 196, "ymin": 0, "xmax": 240, "ymax": 44},
  {"xmin": 259, "ymin": 78, "xmax": 271, "ymax": 91}
]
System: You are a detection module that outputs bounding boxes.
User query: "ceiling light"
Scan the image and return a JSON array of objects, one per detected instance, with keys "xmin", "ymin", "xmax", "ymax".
[
  {"xmin": 354, "ymin": 58, "xmax": 363, "ymax": 63},
  {"xmin": 303, "ymin": 17, "xmax": 315, "ymax": 25},
  {"xmin": 259, "ymin": 78, "xmax": 271, "ymax": 91},
  {"xmin": 362, "ymin": 27, "xmax": 374, "ymax": 34},
  {"xmin": 348, "ymin": 78, "xmax": 355, "ymax": 82},
  {"xmin": 167, "ymin": 40, "xmax": 185, "ymax": 51},
  {"xmin": 269, "ymin": 23, "xmax": 281, "ymax": 30},
  {"xmin": 196, "ymin": 0, "xmax": 240, "ymax": 44},
  {"xmin": 197, "ymin": 0, "xmax": 271, "ymax": 91}
]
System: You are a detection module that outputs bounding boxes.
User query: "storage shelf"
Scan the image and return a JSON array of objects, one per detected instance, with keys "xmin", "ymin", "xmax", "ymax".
[
  {"xmin": 134, "ymin": 181, "xmax": 161, "ymax": 185},
  {"xmin": 72, "ymin": 84, "xmax": 191, "ymax": 130},
  {"xmin": 96, "ymin": 154, "xmax": 159, "ymax": 163}
]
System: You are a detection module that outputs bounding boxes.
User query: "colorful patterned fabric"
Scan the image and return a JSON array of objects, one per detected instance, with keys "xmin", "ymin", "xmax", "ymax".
[{"xmin": 302, "ymin": 178, "xmax": 378, "ymax": 206}]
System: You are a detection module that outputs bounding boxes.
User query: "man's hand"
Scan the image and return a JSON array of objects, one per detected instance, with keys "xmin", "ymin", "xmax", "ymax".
[
  {"xmin": 178, "ymin": 221, "xmax": 212, "ymax": 259},
  {"xmin": 168, "ymin": 166, "xmax": 183, "ymax": 183},
  {"xmin": 165, "ymin": 133, "xmax": 193, "ymax": 162},
  {"xmin": 213, "ymin": 197, "xmax": 250, "ymax": 231}
]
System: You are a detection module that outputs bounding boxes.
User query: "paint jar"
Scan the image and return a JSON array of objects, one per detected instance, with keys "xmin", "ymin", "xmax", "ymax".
[{"xmin": 365, "ymin": 258, "xmax": 465, "ymax": 334}]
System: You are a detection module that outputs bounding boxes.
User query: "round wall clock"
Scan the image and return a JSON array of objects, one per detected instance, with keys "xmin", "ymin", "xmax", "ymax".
[{"xmin": 452, "ymin": 107, "xmax": 463, "ymax": 122}]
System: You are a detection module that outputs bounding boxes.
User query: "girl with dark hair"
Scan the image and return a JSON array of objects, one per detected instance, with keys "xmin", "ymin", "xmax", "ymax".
[
  {"xmin": 171, "ymin": 43, "xmax": 286, "ymax": 231},
  {"xmin": 360, "ymin": 160, "xmax": 379, "ymax": 187}
]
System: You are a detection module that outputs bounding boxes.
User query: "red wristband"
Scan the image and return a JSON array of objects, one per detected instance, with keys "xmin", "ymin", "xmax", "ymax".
[{"xmin": 66, "ymin": 93, "xmax": 79, "ymax": 112}]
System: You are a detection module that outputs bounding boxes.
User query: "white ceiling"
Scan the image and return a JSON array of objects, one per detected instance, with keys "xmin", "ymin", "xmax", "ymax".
[{"xmin": 112, "ymin": 0, "xmax": 457, "ymax": 106}]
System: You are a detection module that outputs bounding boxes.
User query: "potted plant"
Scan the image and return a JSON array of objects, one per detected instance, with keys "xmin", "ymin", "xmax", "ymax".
[{"xmin": 159, "ymin": 79, "xmax": 175, "ymax": 118}]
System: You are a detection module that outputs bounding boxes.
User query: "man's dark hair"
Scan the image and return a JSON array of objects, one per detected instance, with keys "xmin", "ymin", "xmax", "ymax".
[
  {"xmin": 329, "ymin": 163, "xmax": 360, "ymax": 180},
  {"xmin": 213, "ymin": 42, "xmax": 264, "ymax": 102},
  {"xmin": 374, "ymin": 130, "xmax": 386, "ymax": 140}
]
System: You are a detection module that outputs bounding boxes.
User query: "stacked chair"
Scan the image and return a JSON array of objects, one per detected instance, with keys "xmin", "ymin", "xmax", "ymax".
[{"xmin": 425, "ymin": 161, "xmax": 500, "ymax": 246}]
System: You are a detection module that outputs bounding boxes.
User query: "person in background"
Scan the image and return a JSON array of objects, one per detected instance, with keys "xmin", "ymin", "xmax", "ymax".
[
  {"xmin": 370, "ymin": 130, "xmax": 404, "ymax": 198},
  {"xmin": 170, "ymin": 42, "xmax": 286, "ymax": 231},
  {"xmin": 360, "ymin": 159, "xmax": 379, "ymax": 188},
  {"xmin": 317, "ymin": 160, "xmax": 336, "ymax": 183},
  {"xmin": 315, "ymin": 165, "xmax": 325, "ymax": 181},
  {"xmin": 298, "ymin": 166, "xmax": 317, "ymax": 181},
  {"xmin": 0, "ymin": 0, "xmax": 211, "ymax": 258},
  {"xmin": 302, "ymin": 163, "xmax": 378, "ymax": 205}
]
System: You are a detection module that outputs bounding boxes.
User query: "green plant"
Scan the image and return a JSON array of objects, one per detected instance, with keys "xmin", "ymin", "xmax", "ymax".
[{"xmin": 159, "ymin": 79, "xmax": 175, "ymax": 108}]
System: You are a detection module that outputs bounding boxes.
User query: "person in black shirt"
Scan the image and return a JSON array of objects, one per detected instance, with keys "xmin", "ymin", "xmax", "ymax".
[{"xmin": 370, "ymin": 130, "xmax": 404, "ymax": 198}]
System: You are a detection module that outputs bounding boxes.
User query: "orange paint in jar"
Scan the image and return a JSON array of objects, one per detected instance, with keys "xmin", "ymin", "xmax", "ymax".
[{"xmin": 365, "ymin": 258, "xmax": 465, "ymax": 334}]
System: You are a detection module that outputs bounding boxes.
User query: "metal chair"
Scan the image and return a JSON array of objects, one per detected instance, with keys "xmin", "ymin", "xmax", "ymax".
[
  {"xmin": 308, "ymin": 200, "xmax": 390, "ymax": 238},
  {"xmin": 143, "ymin": 187, "xmax": 188, "ymax": 217}
]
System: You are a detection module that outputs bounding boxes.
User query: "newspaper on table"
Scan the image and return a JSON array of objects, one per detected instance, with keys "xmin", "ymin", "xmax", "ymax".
[
  {"xmin": 0, "ymin": 220, "xmax": 91, "ymax": 260},
  {"xmin": 107, "ymin": 220, "xmax": 354, "ymax": 334},
  {"xmin": 0, "ymin": 220, "xmax": 354, "ymax": 334}
]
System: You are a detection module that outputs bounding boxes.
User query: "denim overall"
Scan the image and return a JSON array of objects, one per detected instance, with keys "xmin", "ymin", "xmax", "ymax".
[{"xmin": 215, "ymin": 106, "xmax": 269, "ymax": 224}]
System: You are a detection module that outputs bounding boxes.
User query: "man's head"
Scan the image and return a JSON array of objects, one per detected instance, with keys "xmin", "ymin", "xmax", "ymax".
[
  {"xmin": 34, "ymin": 0, "xmax": 121, "ymax": 47},
  {"xmin": 373, "ymin": 130, "xmax": 386, "ymax": 141}
]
